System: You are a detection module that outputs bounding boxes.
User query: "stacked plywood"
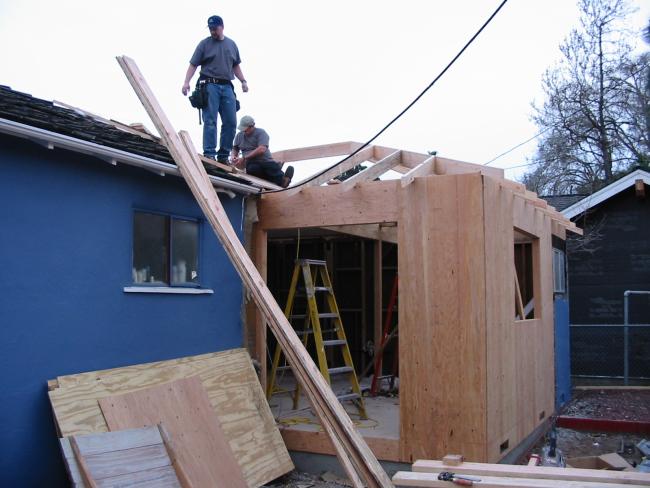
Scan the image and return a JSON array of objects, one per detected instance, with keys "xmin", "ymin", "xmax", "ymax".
[{"xmin": 49, "ymin": 348, "xmax": 293, "ymax": 487}]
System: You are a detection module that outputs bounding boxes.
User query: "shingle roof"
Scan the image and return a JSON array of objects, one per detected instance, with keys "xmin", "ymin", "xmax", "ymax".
[
  {"xmin": 540, "ymin": 194, "xmax": 587, "ymax": 211},
  {"xmin": 0, "ymin": 85, "xmax": 253, "ymax": 187}
]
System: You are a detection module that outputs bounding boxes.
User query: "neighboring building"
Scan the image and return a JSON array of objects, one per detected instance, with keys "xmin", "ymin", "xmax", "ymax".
[
  {"xmin": 545, "ymin": 169, "xmax": 650, "ymax": 382},
  {"xmin": 0, "ymin": 86, "xmax": 263, "ymax": 486}
]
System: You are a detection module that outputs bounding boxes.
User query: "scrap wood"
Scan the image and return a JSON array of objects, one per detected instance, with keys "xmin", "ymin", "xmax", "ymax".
[
  {"xmin": 115, "ymin": 54, "xmax": 392, "ymax": 488},
  {"xmin": 60, "ymin": 426, "xmax": 181, "ymax": 488},
  {"xmin": 392, "ymin": 470, "xmax": 649, "ymax": 487},
  {"xmin": 411, "ymin": 459, "xmax": 650, "ymax": 485},
  {"xmin": 48, "ymin": 349, "xmax": 292, "ymax": 487},
  {"xmin": 98, "ymin": 376, "xmax": 247, "ymax": 488}
]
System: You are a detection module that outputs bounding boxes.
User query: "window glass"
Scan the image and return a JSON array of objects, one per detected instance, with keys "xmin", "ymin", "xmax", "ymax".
[
  {"xmin": 172, "ymin": 219, "xmax": 199, "ymax": 285},
  {"xmin": 133, "ymin": 212, "xmax": 169, "ymax": 284}
]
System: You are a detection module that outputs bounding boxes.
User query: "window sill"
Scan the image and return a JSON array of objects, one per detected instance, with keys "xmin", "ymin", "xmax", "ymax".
[{"xmin": 123, "ymin": 286, "xmax": 214, "ymax": 295}]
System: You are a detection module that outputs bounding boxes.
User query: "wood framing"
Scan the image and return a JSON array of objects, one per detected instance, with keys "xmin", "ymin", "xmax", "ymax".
[
  {"xmin": 252, "ymin": 141, "xmax": 579, "ymax": 465},
  {"xmin": 341, "ymin": 150, "xmax": 402, "ymax": 191}
]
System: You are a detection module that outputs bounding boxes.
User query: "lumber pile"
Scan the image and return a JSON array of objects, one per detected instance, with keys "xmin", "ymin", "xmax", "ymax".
[
  {"xmin": 49, "ymin": 348, "xmax": 293, "ymax": 487},
  {"xmin": 114, "ymin": 55, "xmax": 393, "ymax": 487},
  {"xmin": 392, "ymin": 456, "xmax": 650, "ymax": 487}
]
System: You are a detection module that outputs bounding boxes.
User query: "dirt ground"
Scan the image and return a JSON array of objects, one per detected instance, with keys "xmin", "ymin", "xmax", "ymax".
[
  {"xmin": 529, "ymin": 388, "xmax": 650, "ymax": 467},
  {"xmin": 263, "ymin": 470, "xmax": 352, "ymax": 488}
]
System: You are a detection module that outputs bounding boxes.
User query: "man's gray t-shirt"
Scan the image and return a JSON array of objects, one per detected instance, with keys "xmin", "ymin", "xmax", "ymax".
[
  {"xmin": 190, "ymin": 36, "xmax": 241, "ymax": 80},
  {"xmin": 233, "ymin": 128, "xmax": 274, "ymax": 163}
]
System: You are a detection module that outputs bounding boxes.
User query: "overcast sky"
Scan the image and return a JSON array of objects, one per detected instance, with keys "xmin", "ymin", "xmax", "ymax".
[{"xmin": 1, "ymin": 1, "xmax": 648, "ymax": 183}]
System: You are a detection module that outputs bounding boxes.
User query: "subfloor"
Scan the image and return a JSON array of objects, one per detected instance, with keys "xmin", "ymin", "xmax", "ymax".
[{"xmin": 267, "ymin": 376, "xmax": 400, "ymax": 441}]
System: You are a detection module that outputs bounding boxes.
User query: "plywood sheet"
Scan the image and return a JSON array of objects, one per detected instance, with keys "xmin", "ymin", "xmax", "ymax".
[
  {"xmin": 49, "ymin": 349, "xmax": 293, "ymax": 487},
  {"xmin": 99, "ymin": 377, "xmax": 247, "ymax": 488},
  {"xmin": 398, "ymin": 173, "xmax": 487, "ymax": 462}
]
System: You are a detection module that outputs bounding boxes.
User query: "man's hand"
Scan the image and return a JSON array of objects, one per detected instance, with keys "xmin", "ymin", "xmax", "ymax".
[
  {"xmin": 182, "ymin": 83, "xmax": 190, "ymax": 96},
  {"xmin": 241, "ymin": 81, "xmax": 249, "ymax": 93},
  {"xmin": 233, "ymin": 157, "xmax": 246, "ymax": 169}
]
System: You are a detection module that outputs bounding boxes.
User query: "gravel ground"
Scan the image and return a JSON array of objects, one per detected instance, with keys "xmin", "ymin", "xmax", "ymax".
[{"xmin": 561, "ymin": 389, "xmax": 650, "ymax": 421}]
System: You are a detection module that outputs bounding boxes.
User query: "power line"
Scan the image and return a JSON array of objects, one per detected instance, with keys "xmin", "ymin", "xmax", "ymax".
[
  {"xmin": 265, "ymin": 0, "xmax": 510, "ymax": 193},
  {"xmin": 483, "ymin": 127, "xmax": 549, "ymax": 166}
]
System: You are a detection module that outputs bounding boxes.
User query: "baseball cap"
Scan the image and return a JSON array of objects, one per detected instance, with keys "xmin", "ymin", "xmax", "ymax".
[
  {"xmin": 207, "ymin": 15, "xmax": 224, "ymax": 28},
  {"xmin": 238, "ymin": 115, "xmax": 255, "ymax": 131}
]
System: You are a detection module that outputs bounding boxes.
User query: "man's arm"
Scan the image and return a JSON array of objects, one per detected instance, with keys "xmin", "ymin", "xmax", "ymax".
[
  {"xmin": 182, "ymin": 64, "xmax": 198, "ymax": 95},
  {"xmin": 232, "ymin": 144, "xmax": 267, "ymax": 169},
  {"xmin": 233, "ymin": 65, "xmax": 248, "ymax": 93}
]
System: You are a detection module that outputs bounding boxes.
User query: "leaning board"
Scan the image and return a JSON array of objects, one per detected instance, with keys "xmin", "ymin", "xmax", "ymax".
[
  {"xmin": 99, "ymin": 377, "xmax": 247, "ymax": 488},
  {"xmin": 49, "ymin": 349, "xmax": 293, "ymax": 487}
]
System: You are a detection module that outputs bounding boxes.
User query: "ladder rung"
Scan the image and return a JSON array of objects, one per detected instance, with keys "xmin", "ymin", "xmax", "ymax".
[
  {"xmin": 328, "ymin": 366, "xmax": 353, "ymax": 375},
  {"xmin": 323, "ymin": 339, "xmax": 346, "ymax": 346},
  {"xmin": 298, "ymin": 259, "xmax": 327, "ymax": 266},
  {"xmin": 289, "ymin": 312, "xmax": 339, "ymax": 320},
  {"xmin": 314, "ymin": 286, "xmax": 331, "ymax": 292},
  {"xmin": 336, "ymin": 392, "xmax": 361, "ymax": 401},
  {"xmin": 296, "ymin": 328, "xmax": 337, "ymax": 336},
  {"xmin": 276, "ymin": 365, "xmax": 293, "ymax": 371}
]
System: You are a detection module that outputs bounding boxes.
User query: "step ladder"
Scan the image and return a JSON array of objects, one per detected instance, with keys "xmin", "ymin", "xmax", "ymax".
[{"xmin": 267, "ymin": 259, "xmax": 367, "ymax": 419}]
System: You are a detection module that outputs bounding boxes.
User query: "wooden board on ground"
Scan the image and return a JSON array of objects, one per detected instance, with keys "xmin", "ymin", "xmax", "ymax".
[
  {"xmin": 412, "ymin": 459, "xmax": 650, "ymax": 486},
  {"xmin": 60, "ymin": 426, "xmax": 181, "ymax": 488},
  {"xmin": 99, "ymin": 377, "xmax": 246, "ymax": 488},
  {"xmin": 392, "ymin": 471, "xmax": 649, "ymax": 488},
  {"xmin": 49, "ymin": 349, "xmax": 293, "ymax": 487}
]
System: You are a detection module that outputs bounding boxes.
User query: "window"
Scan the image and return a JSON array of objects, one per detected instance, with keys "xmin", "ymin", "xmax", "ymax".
[
  {"xmin": 132, "ymin": 211, "xmax": 200, "ymax": 286},
  {"xmin": 553, "ymin": 248, "xmax": 566, "ymax": 293},
  {"xmin": 514, "ymin": 229, "xmax": 539, "ymax": 320}
]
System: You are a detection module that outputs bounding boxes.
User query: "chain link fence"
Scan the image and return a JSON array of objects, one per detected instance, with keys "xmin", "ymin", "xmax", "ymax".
[{"xmin": 570, "ymin": 291, "xmax": 650, "ymax": 384}]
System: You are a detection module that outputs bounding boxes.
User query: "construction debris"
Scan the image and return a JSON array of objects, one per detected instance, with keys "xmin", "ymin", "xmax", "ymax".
[{"xmin": 49, "ymin": 348, "xmax": 293, "ymax": 487}]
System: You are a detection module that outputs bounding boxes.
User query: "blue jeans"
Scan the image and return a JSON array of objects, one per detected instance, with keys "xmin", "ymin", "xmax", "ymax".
[{"xmin": 202, "ymin": 83, "xmax": 237, "ymax": 161}]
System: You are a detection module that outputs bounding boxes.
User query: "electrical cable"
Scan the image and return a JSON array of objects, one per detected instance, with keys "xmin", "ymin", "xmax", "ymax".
[{"xmin": 263, "ymin": 0, "xmax": 510, "ymax": 193}]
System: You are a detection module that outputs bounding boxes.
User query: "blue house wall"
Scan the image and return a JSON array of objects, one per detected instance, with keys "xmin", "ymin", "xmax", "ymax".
[{"xmin": 0, "ymin": 134, "xmax": 246, "ymax": 486}]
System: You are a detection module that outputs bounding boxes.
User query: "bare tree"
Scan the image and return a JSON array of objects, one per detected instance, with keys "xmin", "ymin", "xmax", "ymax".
[{"xmin": 523, "ymin": 0, "xmax": 649, "ymax": 195}]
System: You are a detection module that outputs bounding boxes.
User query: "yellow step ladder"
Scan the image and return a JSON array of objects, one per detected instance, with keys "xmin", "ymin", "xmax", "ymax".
[{"xmin": 267, "ymin": 259, "xmax": 367, "ymax": 419}]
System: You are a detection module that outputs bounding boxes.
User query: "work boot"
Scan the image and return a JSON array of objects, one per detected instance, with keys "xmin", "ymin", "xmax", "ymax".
[{"xmin": 282, "ymin": 166, "xmax": 294, "ymax": 188}]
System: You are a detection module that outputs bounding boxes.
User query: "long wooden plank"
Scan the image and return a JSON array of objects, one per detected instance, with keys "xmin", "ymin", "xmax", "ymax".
[
  {"xmin": 179, "ymin": 131, "xmax": 366, "ymax": 488},
  {"xmin": 393, "ymin": 471, "xmax": 648, "ymax": 488},
  {"xmin": 341, "ymin": 150, "xmax": 402, "ymax": 191},
  {"xmin": 412, "ymin": 460, "xmax": 650, "ymax": 485},
  {"xmin": 49, "ymin": 349, "xmax": 293, "ymax": 488},
  {"xmin": 99, "ymin": 377, "xmax": 246, "ymax": 488},
  {"xmin": 292, "ymin": 144, "xmax": 375, "ymax": 191},
  {"xmin": 116, "ymin": 55, "xmax": 392, "ymax": 488},
  {"xmin": 272, "ymin": 141, "xmax": 362, "ymax": 162}
]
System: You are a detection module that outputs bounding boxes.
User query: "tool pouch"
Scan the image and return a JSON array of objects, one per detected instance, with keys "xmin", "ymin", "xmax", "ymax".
[{"xmin": 189, "ymin": 82, "xmax": 208, "ymax": 109}]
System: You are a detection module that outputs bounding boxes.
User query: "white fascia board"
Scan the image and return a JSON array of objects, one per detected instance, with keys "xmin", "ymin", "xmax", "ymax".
[{"xmin": 562, "ymin": 169, "xmax": 650, "ymax": 219}]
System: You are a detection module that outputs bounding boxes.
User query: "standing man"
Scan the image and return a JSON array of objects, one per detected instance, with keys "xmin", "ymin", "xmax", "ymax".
[
  {"xmin": 232, "ymin": 115, "xmax": 294, "ymax": 188},
  {"xmin": 182, "ymin": 15, "xmax": 248, "ymax": 163}
]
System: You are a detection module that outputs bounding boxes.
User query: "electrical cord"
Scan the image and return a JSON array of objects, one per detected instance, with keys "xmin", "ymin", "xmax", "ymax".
[{"xmin": 263, "ymin": 0, "xmax": 509, "ymax": 194}]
